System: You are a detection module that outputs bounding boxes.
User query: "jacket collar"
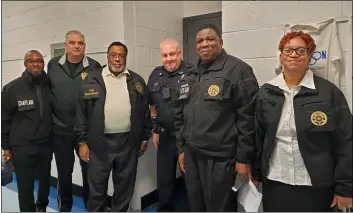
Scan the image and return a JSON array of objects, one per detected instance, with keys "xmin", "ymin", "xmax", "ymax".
[
  {"xmin": 264, "ymin": 69, "xmax": 318, "ymax": 96},
  {"xmin": 22, "ymin": 70, "xmax": 49, "ymax": 86},
  {"xmin": 268, "ymin": 69, "xmax": 316, "ymax": 91},
  {"xmin": 59, "ymin": 54, "xmax": 89, "ymax": 68},
  {"xmin": 197, "ymin": 49, "xmax": 227, "ymax": 72},
  {"xmin": 161, "ymin": 60, "xmax": 185, "ymax": 76},
  {"xmin": 101, "ymin": 65, "xmax": 130, "ymax": 77}
]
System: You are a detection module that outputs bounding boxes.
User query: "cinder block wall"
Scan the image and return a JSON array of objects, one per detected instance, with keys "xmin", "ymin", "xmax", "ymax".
[{"xmin": 1, "ymin": 1, "xmax": 125, "ymax": 85}]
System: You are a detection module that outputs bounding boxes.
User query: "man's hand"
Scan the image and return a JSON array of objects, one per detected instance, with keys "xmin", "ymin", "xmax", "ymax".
[
  {"xmin": 140, "ymin": 142, "xmax": 148, "ymax": 154},
  {"xmin": 178, "ymin": 152, "xmax": 185, "ymax": 173},
  {"xmin": 331, "ymin": 195, "xmax": 353, "ymax": 210},
  {"xmin": 2, "ymin": 150, "xmax": 11, "ymax": 162},
  {"xmin": 79, "ymin": 143, "xmax": 90, "ymax": 163},
  {"xmin": 152, "ymin": 133, "xmax": 159, "ymax": 149},
  {"xmin": 235, "ymin": 162, "xmax": 252, "ymax": 181}
]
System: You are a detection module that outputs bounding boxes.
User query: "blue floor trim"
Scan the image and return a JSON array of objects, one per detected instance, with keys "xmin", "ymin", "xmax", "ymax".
[
  {"xmin": 4, "ymin": 172, "xmax": 191, "ymax": 212},
  {"xmin": 5, "ymin": 172, "xmax": 86, "ymax": 212}
]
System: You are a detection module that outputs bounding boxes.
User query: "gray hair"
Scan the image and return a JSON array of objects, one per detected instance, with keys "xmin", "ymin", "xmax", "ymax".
[
  {"xmin": 160, "ymin": 38, "xmax": 180, "ymax": 50},
  {"xmin": 65, "ymin": 30, "xmax": 85, "ymax": 42}
]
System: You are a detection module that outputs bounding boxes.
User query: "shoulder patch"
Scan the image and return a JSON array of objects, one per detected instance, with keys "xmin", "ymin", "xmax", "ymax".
[{"xmin": 135, "ymin": 82, "xmax": 144, "ymax": 94}]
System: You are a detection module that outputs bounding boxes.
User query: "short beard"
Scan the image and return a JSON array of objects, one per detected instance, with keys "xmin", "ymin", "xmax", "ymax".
[
  {"xmin": 27, "ymin": 70, "xmax": 44, "ymax": 84},
  {"xmin": 109, "ymin": 65, "xmax": 125, "ymax": 74},
  {"xmin": 28, "ymin": 70, "xmax": 43, "ymax": 76}
]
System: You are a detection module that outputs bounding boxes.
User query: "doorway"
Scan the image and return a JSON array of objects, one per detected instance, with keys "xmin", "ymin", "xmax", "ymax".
[{"xmin": 182, "ymin": 11, "xmax": 222, "ymax": 66}]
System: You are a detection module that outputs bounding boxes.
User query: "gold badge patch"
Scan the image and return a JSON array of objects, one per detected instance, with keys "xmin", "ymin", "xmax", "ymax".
[
  {"xmin": 136, "ymin": 82, "xmax": 143, "ymax": 94},
  {"xmin": 311, "ymin": 111, "xmax": 327, "ymax": 126},
  {"xmin": 81, "ymin": 72, "xmax": 88, "ymax": 80},
  {"xmin": 208, "ymin": 85, "xmax": 220, "ymax": 96}
]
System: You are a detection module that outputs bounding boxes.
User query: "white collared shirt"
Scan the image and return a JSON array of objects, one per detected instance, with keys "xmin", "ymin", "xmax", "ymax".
[
  {"xmin": 102, "ymin": 66, "xmax": 131, "ymax": 134},
  {"xmin": 266, "ymin": 69, "xmax": 316, "ymax": 186}
]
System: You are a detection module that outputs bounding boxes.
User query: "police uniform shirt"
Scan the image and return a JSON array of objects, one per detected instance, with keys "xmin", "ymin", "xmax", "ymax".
[
  {"xmin": 101, "ymin": 66, "xmax": 131, "ymax": 133},
  {"xmin": 147, "ymin": 63, "xmax": 185, "ymax": 129},
  {"xmin": 266, "ymin": 69, "xmax": 315, "ymax": 186}
]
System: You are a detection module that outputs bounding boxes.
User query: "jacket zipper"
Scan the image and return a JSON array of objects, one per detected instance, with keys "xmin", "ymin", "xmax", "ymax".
[
  {"xmin": 35, "ymin": 85, "xmax": 43, "ymax": 118},
  {"xmin": 31, "ymin": 85, "xmax": 44, "ymax": 139}
]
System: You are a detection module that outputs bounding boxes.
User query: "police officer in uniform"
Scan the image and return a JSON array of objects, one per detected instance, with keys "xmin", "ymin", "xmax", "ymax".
[
  {"xmin": 147, "ymin": 39, "xmax": 192, "ymax": 212},
  {"xmin": 2, "ymin": 50, "xmax": 53, "ymax": 212},
  {"xmin": 174, "ymin": 24, "xmax": 259, "ymax": 211},
  {"xmin": 74, "ymin": 41, "xmax": 151, "ymax": 212}
]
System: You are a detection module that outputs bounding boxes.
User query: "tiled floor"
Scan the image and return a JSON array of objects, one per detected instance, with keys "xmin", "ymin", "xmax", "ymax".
[
  {"xmin": 2, "ymin": 173, "xmax": 87, "ymax": 212},
  {"xmin": 1, "ymin": 172, "xmax": 163, "ymax": 212},
  {"xmin": 2, "ymin": 172, "xmax": 193, "ymax": 212},
  {"xmin": 2, "ymin": 172, "xmax": 254, "ymax": 212},
  {"xmin": 2, "ymin": 187, "xmax": 57, "ymax": 212}
]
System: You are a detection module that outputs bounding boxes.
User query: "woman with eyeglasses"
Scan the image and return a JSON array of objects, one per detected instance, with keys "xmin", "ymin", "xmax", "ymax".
[{"xmin": 252, "ymin": 31, "xmax": 352, "ymax": 212}]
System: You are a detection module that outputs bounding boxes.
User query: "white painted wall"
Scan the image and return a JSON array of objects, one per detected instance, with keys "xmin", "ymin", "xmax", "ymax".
[
  {"xmin": 2, "ymin": 1, "xmax": 125, "ymax": 85},
  {"xmin": 183, "ymin": 1, "xmax": 221, "ymax": 17},
  {"xmin": 133, "ymin": 1, "xmax": 184, "ymax": 81},
  {"xmin": 222, "ymin": 1, "xmax": 352, "ymax": 93}
]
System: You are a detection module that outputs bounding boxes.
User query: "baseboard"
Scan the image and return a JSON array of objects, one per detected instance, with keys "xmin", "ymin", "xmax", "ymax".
[
  {"xmin": 141, "ymin": 188, "xmax": 158, "ymax": 210},
  {"xmin": 45, "ymin": 176, "xmax": 113, "ymax": 208},
  {"xmin": 48, "ymin": 176, "xmax": 86, "ymax": 198},
  {"xmin": 140, "ymin": 176, "xmax": 185, "ymax": 210}
]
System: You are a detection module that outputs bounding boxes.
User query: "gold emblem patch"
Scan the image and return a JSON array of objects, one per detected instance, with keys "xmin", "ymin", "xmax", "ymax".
[
  {"xmin": 311, "ymin": 111, "xmax": 327, "ymax": 126},
  {"xmin": 81, "ymin": 72, "xmax": 88, "ymax": 80},
  {"xmin": 208, "ymin": 85, "xmax": 220, "ymax": 96},
  {"xmin": 136, "ymin": 82, "xmax": 143, "ymax": 94}
]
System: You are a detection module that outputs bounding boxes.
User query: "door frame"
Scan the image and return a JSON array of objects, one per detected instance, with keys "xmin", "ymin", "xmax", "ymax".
[{"xmin": 182, "ymin": 11, "xmax": 222, "ymax": 62}]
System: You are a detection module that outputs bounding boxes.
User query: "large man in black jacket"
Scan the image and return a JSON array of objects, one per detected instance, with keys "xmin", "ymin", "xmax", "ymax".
[
  {"xmin": 2, "ymin": 50, "xmax": 53, "ymax": 212},
  {"xmin": 47, "ymin": 30, "xmax": 101, "ymax": 211},
  {"xmin": 174, "ymin": 24, "xmax": 259, "ymax": 211},
  {"xmin": 74, "ymin": 41, "xmax": 152, "ymax": 212}
]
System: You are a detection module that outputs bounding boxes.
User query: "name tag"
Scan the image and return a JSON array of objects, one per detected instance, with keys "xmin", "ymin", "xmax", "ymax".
[
  {"xmin": 17, "ymin": 99, "xmax": 35, "ymax": 111},
  {"xmin": 83, "ymin": 84, "xmax": 100, "ymax": 99},
  {"xmin": 179, "ymin": 83, "xmax": 189, "ymax": 100}
]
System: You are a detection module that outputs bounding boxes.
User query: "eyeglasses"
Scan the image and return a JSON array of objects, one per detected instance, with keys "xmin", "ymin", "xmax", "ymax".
[
  {"xmin": 108, "ymin": 54, "xmax": 126, "ymax": 60},
  {"xmin": 25, "ymin": 60, "xmax": 44, "ymax": 64},
  {"xmin": 281, "ymin": 47, "xmax": 308, "ymax": 56}
]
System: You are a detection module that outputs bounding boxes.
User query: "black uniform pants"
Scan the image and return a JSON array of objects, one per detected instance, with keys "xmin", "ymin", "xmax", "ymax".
[
  {"xmin": 12, "ymin": 143, "xmax": 53, "ymax": 212},
  {"xmin": 184, "ymin": 145, "xmax": 237, "ymax": 212},
  {"xmin": 87, "ymin": 132, "xmax": 138, "ymax": 212},
  {"xmin": 262, "ymin": 179, "xmax": 334, "ymax": 212},
  {"xmin": 52, "ymin": 134, "xmax": 89, "ymax": 212},
  {"xmin": 157, "ymin": 131, "xmax": 190, "ymax": 212}
]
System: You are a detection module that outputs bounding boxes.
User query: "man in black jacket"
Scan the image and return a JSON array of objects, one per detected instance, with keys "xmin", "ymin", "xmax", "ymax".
[
  {"xmin": 2, "ymin": 50, "xmax": 53, "ymax": 212},
  {"xmin": 74, "ymin": 41, "xmax": 152, "ymax": 212},
  {"xmin": 174, "ymin": 24, "xmax": 259, "ymax": 211},
  {"xmin": 47, "ymin": 30, "xmax": 101, "ymax": 211}
]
